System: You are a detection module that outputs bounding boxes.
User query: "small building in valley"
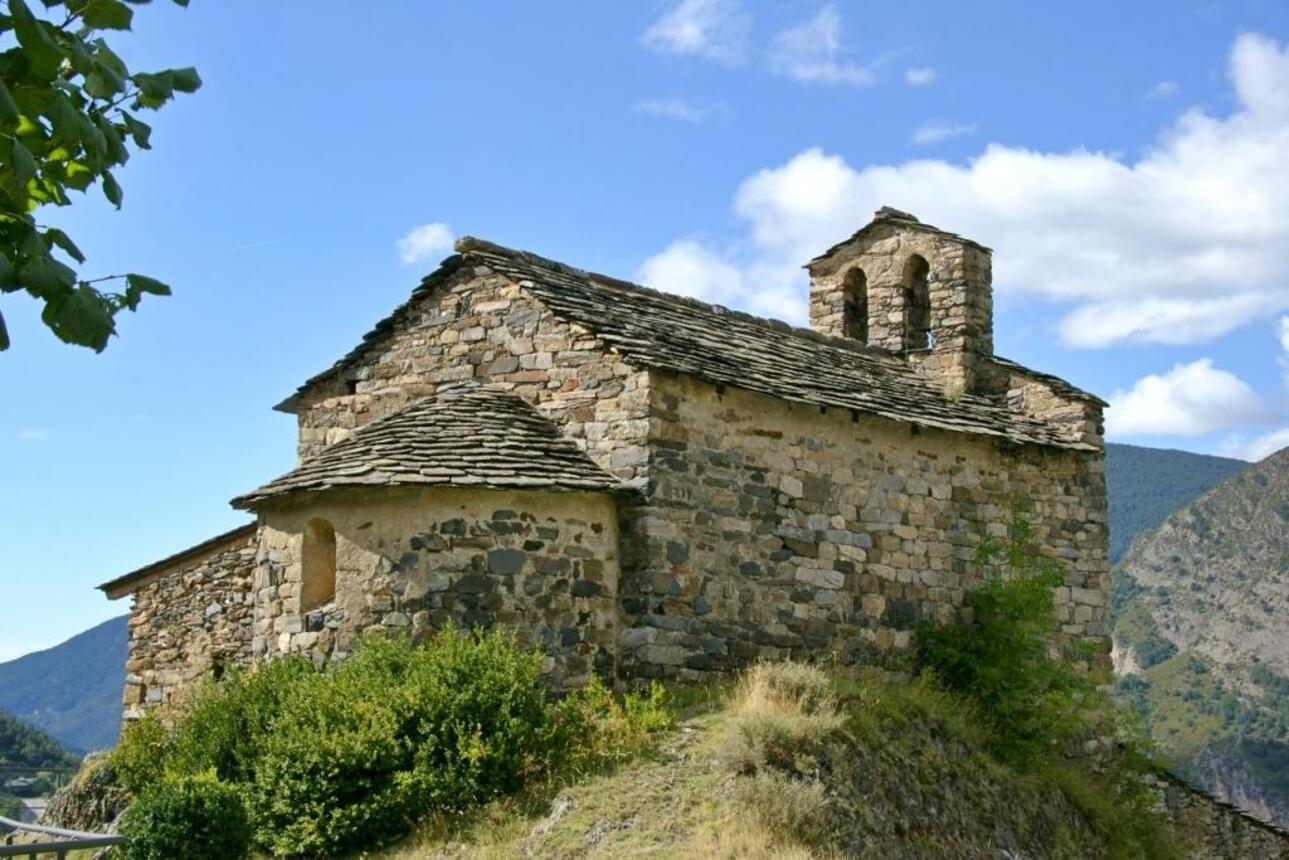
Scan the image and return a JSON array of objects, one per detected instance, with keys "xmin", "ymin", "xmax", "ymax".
[{"xmin": 100, "ymin": 208, "xmax": 1110, "ymax": 718}]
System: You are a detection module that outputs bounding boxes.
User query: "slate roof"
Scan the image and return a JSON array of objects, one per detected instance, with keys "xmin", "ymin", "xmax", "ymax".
[
  {"xmin": 274, "ymin": 236, "xmax": 1102, "ymax": 452},
  {"xmin": 233, "ymin": 384, "xmax": 622, "ymax": 509}
]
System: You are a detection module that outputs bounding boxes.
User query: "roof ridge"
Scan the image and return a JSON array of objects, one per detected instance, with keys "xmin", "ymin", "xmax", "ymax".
[{"xmin": 454, "ymin": 236, "xmax": 907, "ymax": 364}]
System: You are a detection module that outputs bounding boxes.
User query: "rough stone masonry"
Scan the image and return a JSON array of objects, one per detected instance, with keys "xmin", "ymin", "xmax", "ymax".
[{"xmin": 100, "ymin": 207, "xmax": 1110, "ymax": 707}]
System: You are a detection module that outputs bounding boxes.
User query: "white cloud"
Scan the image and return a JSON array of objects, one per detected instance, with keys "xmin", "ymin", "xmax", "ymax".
[
  {"xmin": 396, "ymin": 222, "xmax": 455, "ymax": 265},
  {"xmin": 634, "ymin": 240, "xmax": 806, "ymax": 321},
  {"xmin": 17, "ymin": 428, "xmax": 48, "ymax": 442},
  {"xmin": 635, "ymin": 33, "xmax": 1289, "ymax": 348},
  {"xmin": 1215, "ymin": 426, "xmax": 1289, "ymax": 461},
  {"xmin": 1148, "ymin": 80, "xmax": 1179, "ymax": 98},
  {"xmin": 905, "ymin": 66, "xmax": 936, "ymax": 86},
  {"xmin": 641, "ymin": 0, "xmax": 750, "ymax": 64},
  {"xmin": 911, "ymin": 121, "xmax": 977, "ymax": 145},
  {"xmin": 635, "ymin": 98, "xmax": 711, "ymax": 124},
  {"xmin": 769, "ymin": 4, "xmax": 884, "ymax": 86},
  {"xmin": 1106, "ymin": 359, "xmax": 1272, "ymax": 437}
]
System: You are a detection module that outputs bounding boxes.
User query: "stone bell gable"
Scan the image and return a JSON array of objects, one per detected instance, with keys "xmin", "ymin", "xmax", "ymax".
[
  {"xmin": 807, "ymin": 207, "xmax": 994, "ymax": 396},
  {"xmin": 102, "ymin": 207, "xmax": 1111, "ymax": 711}
]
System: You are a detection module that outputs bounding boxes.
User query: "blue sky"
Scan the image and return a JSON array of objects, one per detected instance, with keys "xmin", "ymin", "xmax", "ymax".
[{"xmin": 2, "ymin": 0, "xmax": 1288, "ymax": 659}]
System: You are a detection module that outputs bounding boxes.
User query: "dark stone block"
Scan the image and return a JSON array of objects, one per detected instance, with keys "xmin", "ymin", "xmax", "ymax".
[
  {"xmin": 560, "ymin": 627, "xmax": 581, "ymax": 647},
  {"xmin": 488, "ymin": 548, "xmax": 527, "ymax": 575},
  {"xmin": 571, "ymin": 580, "xmax": 602, "ymax": 598},
  {"xmin": 621, "ymin": 597, "xmax": 647, "ymax": 615},
  {"xmin": 397, "ymin": 552, "xmax": 419, "ymax": 572},
  {"xmin": 884, "ymin": 598, "xmax": 919, "ymax": 629},
  {"xmin": 692, "ymin": 595, "xmax": 712, "ymax": 615},
  {"xmin": 440, "ymin": 519, "xmax": 467, "ymax": 536},
  {"xmin": 457, "ymin": 574, "xmax": 492, "ymax": 594},
  {"xmin": 523, "ymin": 539, "xmax": 545, "ymax": 552},
  {"xmin": 523, "ymin": 575, "xmax": 545, "ymax": 596},
  {"xmin": 738, "ymin": 561, "xmax": 762, "ymax": 578},
  {"xmin": 666, "ymin": 541, "xmax": 689, "ymax": 565}
]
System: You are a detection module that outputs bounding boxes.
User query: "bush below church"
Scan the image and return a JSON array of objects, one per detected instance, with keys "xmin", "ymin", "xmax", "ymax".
[{"xmin": 111, "ymin": 628, "xmax": 671, "ymax": 858}]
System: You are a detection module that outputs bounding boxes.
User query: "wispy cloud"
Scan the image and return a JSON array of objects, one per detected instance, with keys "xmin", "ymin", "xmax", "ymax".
[
  {"xmin": 641, "ymin": 0, "xmax": 750, "ymax": 64},
  {"xmin": 1215, "ymin": 426, "xmax": 1289, "ymax": 461},
  {"xmin": 396, "ymin": 222, "xmax": 455, "ymax": 265},
  {"xmin": 635, "ymin": 97, "xmax": 717, "ymax": 124},
  {"xmin": 769, "ymin": 4, "xmax": 886, "ymax": 86},
  {"xmin": 17, "ymin": 428, "xmax": 48, "ymax": 442},
  {"xmin": 228, "ymin": 237, "xmax": 283, "ymax": 253},
  {"xmin": 1148, "ymin": 80, "xmax": 1179, "ymax": 98},
  {"xmin": 904, "ymin": 66, "xmax": 936, "ymax": 86},
  {"xmin": 911, "ymin": 121, "xmax": 977, "ymax": 145}
]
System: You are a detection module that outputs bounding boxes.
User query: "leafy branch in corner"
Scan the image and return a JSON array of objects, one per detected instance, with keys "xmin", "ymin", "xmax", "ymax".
[{"xmin": 0, "ymin": 0, "xmax": 200, "ymax": 351}]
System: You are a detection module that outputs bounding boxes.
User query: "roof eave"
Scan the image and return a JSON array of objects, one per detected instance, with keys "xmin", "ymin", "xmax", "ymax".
[{"xmin": 98, "ymin": 522, "xmax": 257, "ymax": 600}]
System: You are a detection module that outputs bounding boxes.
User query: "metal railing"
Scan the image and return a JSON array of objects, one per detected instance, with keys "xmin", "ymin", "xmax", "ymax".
[{"xmin": 0, "ymin": 815, "xmax": 123, "ymax": 859}]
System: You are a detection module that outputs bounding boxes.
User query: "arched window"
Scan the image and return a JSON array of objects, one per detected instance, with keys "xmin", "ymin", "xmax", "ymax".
[
  {"xmin": 301, "ymin": 518, "xmax": 336, "ymax": 611},
  {"xmin": 842, "ymin": 268, "xmax": 868, "ymax": 342},
  {"xmin": 904, "ymin": 255, "xmax": 931, "ymax": 350}
]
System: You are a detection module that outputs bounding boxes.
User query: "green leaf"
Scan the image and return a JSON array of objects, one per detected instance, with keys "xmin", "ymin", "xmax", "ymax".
[
  {"xmin": 46, "ymin": 284, "xmax": 114, "ymax": 351},
  {"xmin": 0, "ymin": 252, "xmax": 16, "ymax": 290},
  {"xmin": 44, "ymin": 228, "xmax": 86, "ymax": 263},
  {"xmin": 21, "ymin": 251, "xmax": 77, "ymax": 297},
  {"xmin": 82, "ymin": 0, "xmax": 134, "ymax": 31},
  {"xmin": 9, "ymin": 0, "xmax": 63, "ymax": 78},
  {"xmin": 46, "ymin": 93, "xmax": 83, "ymax": 144},
  {"xmin": 102, "ymin": 170, "xmax": 122, "ymax": 207},
  {"xmin": 0, "ymin": 81, "xmax": 18, "ymax": 129},
  {"xmin": 169, "ymin": 66, "xmax": 201, "ymax": 93},
  {"xmin": 125, "ymin": 272, "xmax": 170, "ymax": 296},
  {"xmin": 132, "ymin": 71, "xmax": 173, "ymax": 102},
  {"xmin": 63, "ymin": 160, "xmax": 94, "ymax": 190},
  {"xmin": 11, "ymin": 140, "xmax": 36, "ymax": 186},
  {"xmin": 121, "ymin": 112, "xmax": 151, "ymax": 149}
]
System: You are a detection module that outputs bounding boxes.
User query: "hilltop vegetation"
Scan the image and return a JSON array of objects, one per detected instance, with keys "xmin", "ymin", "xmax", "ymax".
[
  {"xmin": 86, "ymin": 518, "xmax": 1206, "ymax": 859},
  {"xmin": 0, "ymin": 708, "xmax": 79, "ymax": 818},
  {"xmin": 1104, "ymin": 443, "xmax": 1247, "ymax": 565},
  {"xmin": 1113, "ymin": 447, "xmax": 1289, "ymax": 826}
]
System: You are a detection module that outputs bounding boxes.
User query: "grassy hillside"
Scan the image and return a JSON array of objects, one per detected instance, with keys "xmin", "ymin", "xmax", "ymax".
[
  {"xmin": 1113, "ymin": 447, "xmax": 1289, "ymax": 827},
  {"xmin": 380, "ymin": 665, "xmax": 1178, "ymax": 859},
  {"xmin": 0, "ymin": 615, "xmax": 126, "ymax": 755},
  {"xmin": 1105, "ymin": 443, "xmax": 1247, "ymax": 565}
]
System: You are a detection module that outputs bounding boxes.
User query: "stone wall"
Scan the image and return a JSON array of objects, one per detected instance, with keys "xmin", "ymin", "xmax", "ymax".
[
  {"xmin": 253, "ymin": 487, "xmax": 621, "ymax": 688},
  {"xmin": 292, "ymin": 264, "xmax": 651, "ymax": 482},
  {"xmin": 616, "ymin": 372, "xmax": 1109, "ymax": 680},
  {"xmin": 122, "ymin": 534, "xmax": 257, "ymax": 718},
  {"xmin": 1152, "ymin": 773, "xmax": 1289, "ymax": 859}
]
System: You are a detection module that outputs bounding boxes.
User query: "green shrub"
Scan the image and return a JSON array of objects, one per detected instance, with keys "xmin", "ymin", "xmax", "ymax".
[
  {"xmin": 112, "ymin": 628, "xmax": 675, "ymax": 858},
  {"xmin": 244, "ymin": 629, "xmax": 552, "ymax": 856},
  {"xmin": 112, "ymin": 714, "xmax": 170, "ymax": 795},
  {"xmin": 916, "ymin": 508, "xmax": 1097, "ymax": 764},
  {"xmin": 117, "ymin": 772, "xmax": 250, "ymax": 860},
  {"xmin": 551, "ymin": 676, "xmax": 674, "ymax": 775}
]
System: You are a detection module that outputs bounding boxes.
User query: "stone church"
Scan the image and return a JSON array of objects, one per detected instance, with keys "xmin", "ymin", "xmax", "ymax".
[{"xmin": 100, "ymin": 208, "xmax": 1110, "ymax": 718}]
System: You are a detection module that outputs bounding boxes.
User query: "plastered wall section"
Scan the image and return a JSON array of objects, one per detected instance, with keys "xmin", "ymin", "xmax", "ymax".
[{"xmin": 253, "ymin": 487, "xmax": 621, "ymax": 688}]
